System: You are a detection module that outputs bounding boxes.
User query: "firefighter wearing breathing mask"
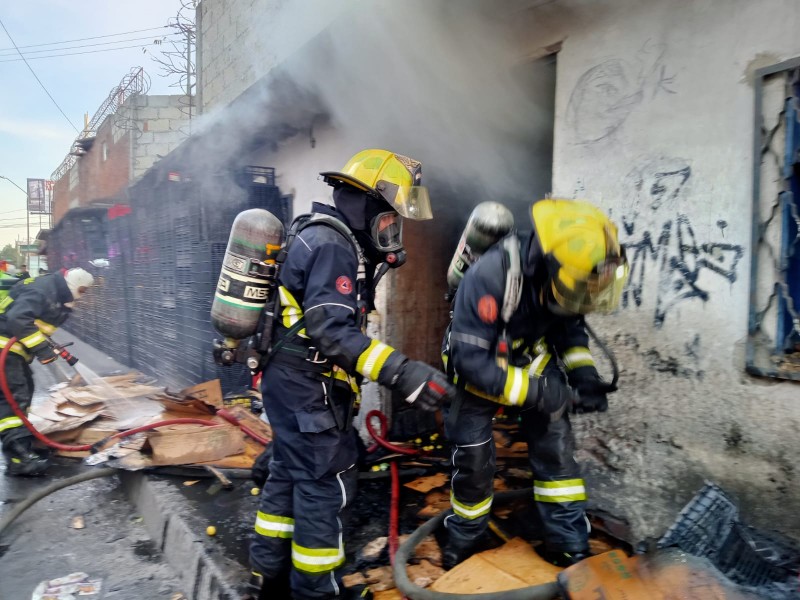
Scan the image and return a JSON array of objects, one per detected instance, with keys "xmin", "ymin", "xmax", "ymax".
[
  {"xmin": 249, "ymin": 149, "xmax": 456, "ymax": 600},
  {"xmin": 0, "ymin": 268, "xmax": 94, "ymax": 476},
  {"xmin": 440, "ymin": 199, "xmax": 628, "ymax": 569}
]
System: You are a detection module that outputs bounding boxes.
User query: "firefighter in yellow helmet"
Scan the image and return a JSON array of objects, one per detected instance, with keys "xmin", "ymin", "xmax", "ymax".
[
  {"xmin": 249, "ymin": 149, "xmax": 455, "ymax": 600},
  {"xmin": 440, "ymin": 199, "xmax": 628, "ymax": 569}
]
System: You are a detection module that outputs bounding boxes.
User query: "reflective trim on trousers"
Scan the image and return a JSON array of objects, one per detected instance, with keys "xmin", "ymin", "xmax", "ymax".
[
  {"xmin": 450, "ymin": 492, "xmax": 493, "ymax": 520},
  {"xmin": 291, "ymin": 539, "xmax": 346, "ymax": 574},
  {"xmin": 254, "ymin": 511, "xmax": 295, "ymax": 539},
  {"xmin": 533, "ymin": 478, "xmax": 587, "ymax": 503}
]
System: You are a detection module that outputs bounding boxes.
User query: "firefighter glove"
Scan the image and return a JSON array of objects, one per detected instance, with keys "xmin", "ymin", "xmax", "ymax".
[
  {"xmin": 568, "ymin": 366, "xmax": 614, "ymax": 414},
  {"xmin": 383, "ymin": 356, "xmax": 456, "ymax": 412},
  {"xmin": 526, "ymin": 359, "xmax": 576, "ymax": 421},
  {"xmin": 34, "ymin": 346, "xmax": 58, "ymax": 365}
]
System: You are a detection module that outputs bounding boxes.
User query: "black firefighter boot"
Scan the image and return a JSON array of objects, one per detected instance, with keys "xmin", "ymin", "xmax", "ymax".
[{"xmin": 3, "ymin": 437, "xmax": 50, "ymax": 477}]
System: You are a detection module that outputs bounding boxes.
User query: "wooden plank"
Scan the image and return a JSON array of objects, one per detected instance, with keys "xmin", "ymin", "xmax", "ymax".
[
  {"xmin": 404, "ymin": 472, "xmax": 448, "ymax": 493},
  {"xmin": 430, "ymin": 537, "xmax": 561, "ymax": 593},
  {"xmin": 373, "ymin": 589, "xmax": 402, "ymax": 600},
  {"xmin": 148, "ymin": 424, "xmax": 245, "ymax": 466}
]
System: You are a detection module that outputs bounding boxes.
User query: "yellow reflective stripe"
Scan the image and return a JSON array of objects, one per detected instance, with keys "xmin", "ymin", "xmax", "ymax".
[
  {"xmin": 254, "ymin": 511, "xmax": 295, "ymax": 539},
  {"xmin": 533, "ymin": 479, "xmax": 587, "ymax": 503},
  {"xmin": 0, "ymin": 416, "xmax": 24, "ymax": 432},
  {"xmin": 356, "ymin": 340, "xmax": 395, "ymax": 381},
  {"xmin": 19, "ymin": 331, "xmax": 46, "ymax": 349},
  {"xmin": 451, "ymin": 492, "xmax": 493, "ymax": 519},
  {"xmin": 532, "ymin": 337, "xmax": 548, "ymax": 356},
  {"xmin": 0, "ymin": 336, "xmax": 31, "ymax": 359},
  {"xmin": 320, "ymin": 367, "xmax": 359, "ymax": 392},
  {"xmin": 0, "ymin": 295, "xmax": 13, "ymax": 312},
  {"xmin": 463, "ymin": 383, "xmax": 508, "ymax": 405},
  {"xmin": 278, "ymin": 286, "xmax": 308, "ymax": 338},
  {"xmin": 562, "ymin": 346, "xmax": 595, "ymax": 371},
  {"xmin": 530, "ymin": 352, "xmax": 551, "ymax": 378},
  {"xmin": 503, "ymin": 366, "xmax": 529, "ymax": 406},
  {"xmin": 291, "ymin": 540, "xmax": 345, "ymax": 573},
  {"xmin": 34, "ymin": 319, "xmax": 57, "ymax": 336}
]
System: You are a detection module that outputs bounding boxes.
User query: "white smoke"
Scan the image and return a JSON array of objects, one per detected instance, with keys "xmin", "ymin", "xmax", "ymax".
[{"xmin": 195, "ymin": 0, "xmax": 553, "ymax": 217}]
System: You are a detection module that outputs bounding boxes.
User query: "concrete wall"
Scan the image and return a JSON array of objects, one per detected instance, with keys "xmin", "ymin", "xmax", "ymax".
[
  {"xmin": 121, "ymin": 95, "xmax": 192, "ymax": 180},
  {"xmin": 508, "ymin": 0, "xmax": 800, "ymax": 540},
  {"xmin": 197, "ymin": 0, "xmax": 800, "ymax": 542},
  {"xmin": 197, "ymin": 0, "xmax": 354, "ymax": 112}
]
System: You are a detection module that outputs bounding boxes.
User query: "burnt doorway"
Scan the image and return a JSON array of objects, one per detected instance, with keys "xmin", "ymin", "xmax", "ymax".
[{"xmin": 385, "ymin": 52, "xmax": 558, "ymax": 434}]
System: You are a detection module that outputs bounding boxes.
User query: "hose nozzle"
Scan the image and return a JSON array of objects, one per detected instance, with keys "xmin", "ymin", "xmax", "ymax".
[{"xmin": 46, "ymin": 338, "xmax": 79, "ymax": 366}]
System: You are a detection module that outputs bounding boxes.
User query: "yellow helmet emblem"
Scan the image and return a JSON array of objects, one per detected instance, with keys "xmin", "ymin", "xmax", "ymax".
[{"xmin": 320, "ymin": 149, "xmax": 433, "ymax": 220}]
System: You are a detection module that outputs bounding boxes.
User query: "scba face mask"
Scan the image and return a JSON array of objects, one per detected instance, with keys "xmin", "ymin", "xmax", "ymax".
[{"xmin": 370, "ymin": 211, "xmax": 403, "ymax": 253}]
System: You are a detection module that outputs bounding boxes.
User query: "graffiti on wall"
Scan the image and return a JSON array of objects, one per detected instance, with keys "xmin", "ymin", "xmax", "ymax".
[
  {"xmin": 620, "ymin": 157, "xmax": 744, "ymax": 328},
  {"xmin": 567, "ymin": 40, "xmax": 676, "ymax": 144}
]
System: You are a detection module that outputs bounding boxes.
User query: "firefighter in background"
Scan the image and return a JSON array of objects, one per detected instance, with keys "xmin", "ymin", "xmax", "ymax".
[
  {"xmin": 250, "ymin": 149, "xmax": 456, "ymax": 600},
  {"xmin": 441, "ymin": 199, "xmax": 628, "ymax": 568},
  {"xmin": 0, "ymin": 268, "xmax": 94, "ymax": 476}
]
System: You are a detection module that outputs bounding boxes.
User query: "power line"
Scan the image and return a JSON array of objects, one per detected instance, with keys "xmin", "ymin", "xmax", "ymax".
[
  {"xmin": 0, "ymin": 32, "xmax": 182, "ymax": 57},
  {"xmin": 0, "ymin": 16, "xmax": 80, "ymax": 133},
  {"xmin": 0, "ymin": 25, "xmax": 173, "ymax": 52},
  {"xmin": 0, "ymin": 41, "xmax": 169, "ymax": 63}
]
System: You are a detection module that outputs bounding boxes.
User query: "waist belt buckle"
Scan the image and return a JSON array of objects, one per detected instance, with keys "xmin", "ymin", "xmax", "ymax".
[{"xmin": 306, "ymin": 347, "xmax": 327, "ymax": 364}]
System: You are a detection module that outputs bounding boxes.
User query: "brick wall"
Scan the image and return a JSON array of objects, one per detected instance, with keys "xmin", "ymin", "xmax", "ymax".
[{"xmin": 51, "ymin": 94, "xmax": 191, "ymax": 225}]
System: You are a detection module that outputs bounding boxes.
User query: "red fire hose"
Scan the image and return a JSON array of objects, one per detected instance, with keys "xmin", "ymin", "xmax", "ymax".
[
  {"xmin": 366, "ymin": 409, "xmax": 424, "ymax": 569},
  {"xmin": 0, "ymin": 338, "xmax": 262, "ymax": 453}
]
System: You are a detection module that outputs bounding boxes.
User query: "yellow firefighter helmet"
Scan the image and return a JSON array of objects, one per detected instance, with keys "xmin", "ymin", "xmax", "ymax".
[
  {"xmin": 320, "ymin": 149, "xmax": 433, "ymax": 220},
  {"xmin": 532, "ymin": 199, "xmax": 629, "ymax": 315}
]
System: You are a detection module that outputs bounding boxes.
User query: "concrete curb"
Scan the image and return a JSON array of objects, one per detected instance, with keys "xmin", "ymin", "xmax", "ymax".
[{"xmin": 119, "ymin": 472, "xmax": 243, "ymax": 600}]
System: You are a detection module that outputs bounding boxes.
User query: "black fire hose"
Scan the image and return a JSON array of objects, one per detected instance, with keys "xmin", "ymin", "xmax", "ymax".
[
  {"xmin": 393, "ymin": 489, "xmax": 561, "ymax": 600},
  {"xmin": 584, "ymin": 321, "xmax": 619, "ymax": 390},
  {"xmin": 0, "ymin": 467, "xmax": 117, "ymax": 539}
]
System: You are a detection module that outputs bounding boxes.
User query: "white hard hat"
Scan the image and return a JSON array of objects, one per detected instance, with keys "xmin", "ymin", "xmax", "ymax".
[{"xmin": 65, "ymin": 268, "xmax": 94, "ymax": 301}]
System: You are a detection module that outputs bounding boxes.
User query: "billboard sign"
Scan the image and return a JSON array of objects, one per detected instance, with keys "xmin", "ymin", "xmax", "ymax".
[{"xmin": 27, "ymin": 178, "xmax": 49, "ymax": 214}]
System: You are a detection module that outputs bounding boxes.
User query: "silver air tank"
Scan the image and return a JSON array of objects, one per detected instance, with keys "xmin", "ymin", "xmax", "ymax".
[
  {"xmin": 446, "ymin": 201, "xmax": 515, "ymax": 296},
  {"xmin": 211, "ymin": 209, "xmax": 285, "ymax": 342}
]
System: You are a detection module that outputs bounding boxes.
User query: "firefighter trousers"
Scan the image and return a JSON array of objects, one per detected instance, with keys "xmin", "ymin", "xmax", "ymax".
[
  {"xmin": 443, "ymin": 390, "xmax": 589, "ymax": 553},
  {"xmin": 250, "ymin": 363, "xmax": 358, "ymax": 600},
  {"xmin": 0, "ymin": 354, "xmax": 34, "ymax": 446}
]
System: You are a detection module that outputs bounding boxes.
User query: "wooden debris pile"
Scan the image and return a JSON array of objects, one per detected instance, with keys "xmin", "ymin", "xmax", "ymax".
[
  {"xmin": 343, "ymin": 413, "xmax": 624, "ymax": 597},
  {"xmin": 28, "ymin": 374, "xmax": 271, "ymax": 469}
]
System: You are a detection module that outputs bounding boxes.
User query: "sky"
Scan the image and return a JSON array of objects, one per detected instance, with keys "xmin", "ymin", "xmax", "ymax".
[{"xmin": 0, "ymin": 0, "xmax": 185, "ymax": 248}]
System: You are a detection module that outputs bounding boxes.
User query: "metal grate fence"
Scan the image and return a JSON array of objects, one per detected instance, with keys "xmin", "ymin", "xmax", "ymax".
[
  {"xmin": 747, "ymin": 60, "xmax": 800, "ymax": 380},
  {"xmin": 48, "ymin": 162, "xmax": 290, "ymax": 393}
]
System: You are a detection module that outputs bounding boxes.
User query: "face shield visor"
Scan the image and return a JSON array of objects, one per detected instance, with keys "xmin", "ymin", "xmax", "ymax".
[
  {"xmin": 370, "ymin": 211, "xmax": 404, "ymax": 253},
  {"xmin": 550, "ymin": 251, "xmax": 629, "ymax": 315}
]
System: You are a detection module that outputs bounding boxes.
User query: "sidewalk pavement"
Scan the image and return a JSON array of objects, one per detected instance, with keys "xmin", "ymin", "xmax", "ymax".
[{"xmin": 1, "ymin": 329, "xmax": 253, "ymax": 600}]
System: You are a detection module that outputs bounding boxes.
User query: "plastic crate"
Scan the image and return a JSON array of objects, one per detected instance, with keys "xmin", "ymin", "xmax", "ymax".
[{"xmin": 658, "ymin": 482, "xmax": 800, "ymax": 588}]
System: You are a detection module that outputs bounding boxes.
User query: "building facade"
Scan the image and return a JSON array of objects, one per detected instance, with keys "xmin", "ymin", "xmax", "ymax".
[
  {"xmin": 194, "ymin": 0, "xmax": 800, "ymax": 541},
  {"xmin": 52, "ymin": 93, "xmax": 191, "ymax": 223}
]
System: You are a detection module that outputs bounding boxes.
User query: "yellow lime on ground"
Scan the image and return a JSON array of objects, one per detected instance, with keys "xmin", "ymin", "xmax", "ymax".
[
  {"xmin": 206, "ymin": 525, "xmax": 217, "ymax": 536},
  {"xmin": 251, "ymin": 487, "xmax": 260, "ymax": 496}
]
